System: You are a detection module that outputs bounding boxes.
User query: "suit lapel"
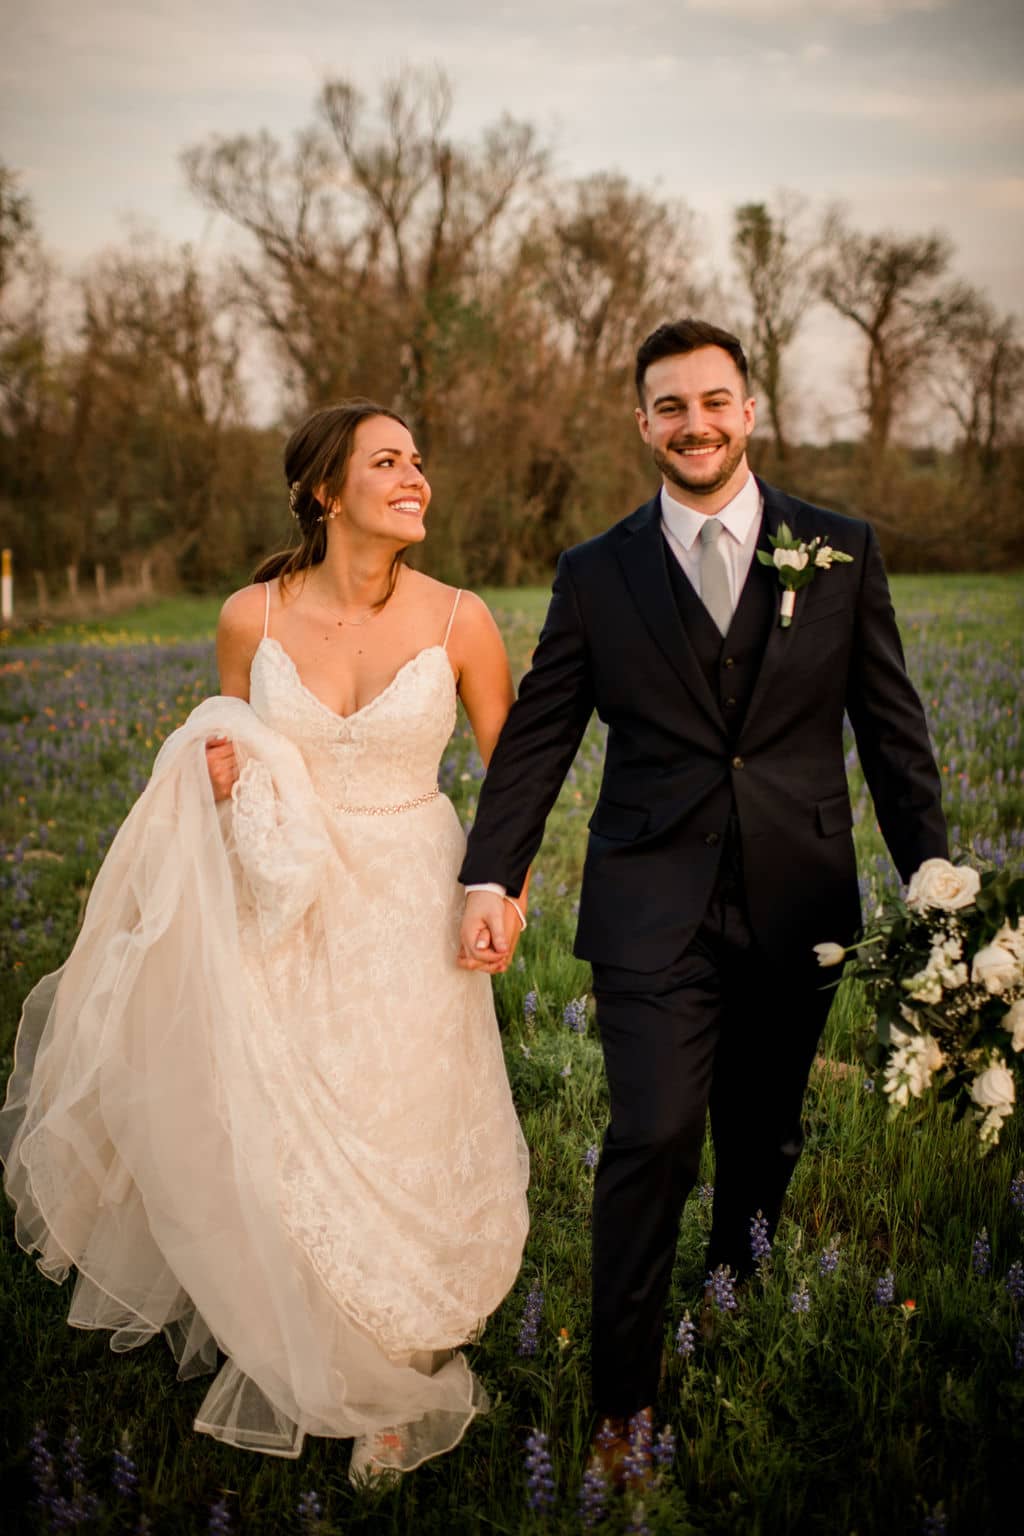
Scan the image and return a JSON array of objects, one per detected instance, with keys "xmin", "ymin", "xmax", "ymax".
[
  {"xmin": 740, "ymin": 481, "xmax": 812, "ymax": 740},
  {"xmin": 616, "ymin": 496, "xmax": 727, "ymax": 734}
]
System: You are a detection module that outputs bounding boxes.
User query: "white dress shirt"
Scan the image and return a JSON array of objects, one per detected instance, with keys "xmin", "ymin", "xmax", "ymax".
[{"xmin": 660, "ymin": 473, "xmax": 763, "ymax": 613}]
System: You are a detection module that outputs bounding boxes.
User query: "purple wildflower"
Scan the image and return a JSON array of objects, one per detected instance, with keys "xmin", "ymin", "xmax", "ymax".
[
  {"xmin": 653, "ymin": 1424, "xmax": 676, "ymax": 1472},
  {"xmin": 524, "ymin": 1430, "xmax": 555, "ymax": 1513},
  {"xmin": 750, "ymin": 1211, "xmax": 771, "ymax": 1266},
  {"xmin": 1005, "ymin": 1260, "xmax": 1024, "ymax": 1301},
  {"xmin": 578, "ymin": 1454, "xmax": 608, "ymax": 1529},
  {"xmin": 1010, "ymin": 1170, "xmax": 1024, "ymax": 1213},
  {"xmin": 517, "ymin": 1282, "xmax": 543, "ymax": 1356},
  {"xmin": 971, "ymin": 1228, "xmax": 991, "ymax": 1278},
  {"xmin": 863, "ymin": 1076, "xmax": 876, "ymax": 1094},
  {"xmin": 921, "ymin": 1506, "xmax": 948, "ymax": 1535},
  {"xmin": 698, "ymin": 1182, "xmax": 714, "ymax": 1206},
  {"xmin": 28, "ymin": 1423, "xmax": 61, "ymax": 1521},
  {"xmin": 563, "ymin": 996, "xmax": 588, "ymax": 1033},
  {"xmin": 790, "ymin": 1278, "xmax": 811, "ymax": 1314},
  {"xmin": 523, "ymin": 989, "xmax": 538, "ymax": 1021},
  {"xmin": 818, "ymin": 1237, "xmax": 841, "ymax": 1278},
  {"xmin": 626, "ymin": 1502, "xmax": 652, "ymax": 1536},
  {"xmin": 112, "ymin": 1436, "xmax": 138, "ymax": 1500},
  {"xmin": 705, "ymin": 1264, "xmax": 737, "ymax": 1313},
  {"xmin": 623, "ymin": 1413, "xmax": 653, "ymax": 1490},
  {"xmin": 676, "ymin": 1310, "xmax": 696, "ymax": 1358},
  {"xmin": 875, "ymin": 1269, "xmax": 895, "ymax": 1306},
  {"xmin": 208, "ymin": 1496, "xmax": 233, "ymax": 1534},
  {"xmin": 1015, "ymin": 1327, "xmax": 1024, "ymax": 1371},
  {"xmin": 583, "ymin": 1144, "xmax": 600, "ymax": 1170},
  {"xmin": 297, "ymin": 1489, "xmax": 323, "ymax": 1531}
]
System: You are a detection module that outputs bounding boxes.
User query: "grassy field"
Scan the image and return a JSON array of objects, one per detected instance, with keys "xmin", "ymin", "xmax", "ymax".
[{"xmin": 1, "ymin": 573, "xmax": 1022, "ymax": 1534}]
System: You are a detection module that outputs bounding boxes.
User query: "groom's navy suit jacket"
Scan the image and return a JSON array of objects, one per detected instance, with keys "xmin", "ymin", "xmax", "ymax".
[{"xmin": 460, "ymin": 480, "xmax": 948, "ymax": 974}]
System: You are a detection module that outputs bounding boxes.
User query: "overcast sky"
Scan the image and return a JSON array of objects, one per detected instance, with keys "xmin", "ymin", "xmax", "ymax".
[{"xmin": 4, "ymin": 0, "xmax": 1023, "ymax": 433}]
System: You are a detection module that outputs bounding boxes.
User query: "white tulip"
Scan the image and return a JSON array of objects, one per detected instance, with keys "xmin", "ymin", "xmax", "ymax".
[{"xmin": 813, "ymin": 942, "xmax": 846, "ymax": 967}]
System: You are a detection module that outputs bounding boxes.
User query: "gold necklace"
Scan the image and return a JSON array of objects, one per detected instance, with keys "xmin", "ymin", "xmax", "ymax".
[{"xmin": 307, "ymin": 583, "xmax": 393, "ymax": 629}]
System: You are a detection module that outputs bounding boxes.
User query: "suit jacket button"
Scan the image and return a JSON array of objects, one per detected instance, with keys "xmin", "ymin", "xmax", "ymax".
[
  {"xmin": 732, "ymin": 755, "xmax": 744, "ymax": 769},
  {"xmin": 705, "ymin": 832, "xmax": 720, "ymax": 846},
  {"xmin": 723, "ymin": 656, "xmax": 735, "ymax": 668},
  {"xmin": 724, "ymin": 697, "xmax": 737, "ymax": 708}
]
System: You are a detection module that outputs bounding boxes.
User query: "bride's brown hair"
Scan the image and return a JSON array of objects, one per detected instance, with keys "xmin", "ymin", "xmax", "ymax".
[{"xmin": 253, "ymin": 399, "xmax": 412, "ymax": 598}]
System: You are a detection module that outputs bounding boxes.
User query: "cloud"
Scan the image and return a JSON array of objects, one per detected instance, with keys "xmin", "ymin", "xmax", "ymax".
[{"xmin": 685, "ymin": 0, "xmax": 950, "ymax": 16}]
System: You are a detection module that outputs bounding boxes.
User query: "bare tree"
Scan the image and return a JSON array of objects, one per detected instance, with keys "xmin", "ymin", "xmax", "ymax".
[
  {"xmin": 932, "ymin": 292, "xmax": 1024, "ymax": 482},
  {"xmin": 817, "ymin": 212, "xmax": 975, "ymax": 457},
  {"xmin": 732, "ymin": 194, "xmax": 818, "ymax": 461}
]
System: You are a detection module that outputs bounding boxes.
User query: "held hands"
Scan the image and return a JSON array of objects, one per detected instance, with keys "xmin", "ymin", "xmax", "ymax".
[
  {"xmin": 458, "ymin": 890, "xmax": 525, "ymax": 974},
  {"xmin": 205, "ymin": 735, "xmax": 240, "ymax": 802}
]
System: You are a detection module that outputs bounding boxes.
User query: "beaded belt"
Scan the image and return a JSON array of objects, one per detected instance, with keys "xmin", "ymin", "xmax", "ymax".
[{"xmin": 334, "ymin": 786, "xmax": 440, "ymax": 816}]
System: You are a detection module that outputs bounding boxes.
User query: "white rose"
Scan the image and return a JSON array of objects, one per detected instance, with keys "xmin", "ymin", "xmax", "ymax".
[
  {"xmin": 905, "ymin": 859, "xmax": 981, "ymax": 912},
  {"xmin": 814, "ymin": 942, "xmax": 846, "ymax": 968},
  {"xmin": 1002, "ymin": 998, "xmax": 1024, "ymax": 1053},
  {"xmin": 971, "ymin": 941, "xmax": 1018, "ymax": 995},
  {"xmin": 970, "ymin": 1056, "xmax": 1015, "ymax": 1117},
  {"xmin": 773, "ymin": 547, "xmax": 809, "ymax": 572},
  {"xmin": 814, "ymin": 546, "xmax": 834, "ymax": 569}
]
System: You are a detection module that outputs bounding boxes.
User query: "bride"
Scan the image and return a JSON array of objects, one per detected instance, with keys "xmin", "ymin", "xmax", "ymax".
[{"xmin": 0, "ymin": 399, "xmax": 530, "ymax": 1478}]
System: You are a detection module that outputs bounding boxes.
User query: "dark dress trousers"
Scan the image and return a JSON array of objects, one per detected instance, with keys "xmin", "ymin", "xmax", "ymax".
[{"xmin": 460, "ymin": 480, "xmax": 947, "ymax": 1415}]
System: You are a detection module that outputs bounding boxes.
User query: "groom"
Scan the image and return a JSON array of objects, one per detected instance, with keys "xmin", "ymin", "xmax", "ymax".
[{"xmin": 459, "ymin": 319, "xmax": 947, "ymax": 1446}]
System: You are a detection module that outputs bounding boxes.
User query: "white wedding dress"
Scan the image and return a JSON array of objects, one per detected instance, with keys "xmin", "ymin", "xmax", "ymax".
[{"xmin": 0, "ymin": 587, "xmax": 529, "ymax": 1467}]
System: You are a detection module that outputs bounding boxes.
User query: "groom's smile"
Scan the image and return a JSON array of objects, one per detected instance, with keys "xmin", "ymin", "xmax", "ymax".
[{"xmin": 635, "ymin": 345, "xmax": 756, "ymax": 511}]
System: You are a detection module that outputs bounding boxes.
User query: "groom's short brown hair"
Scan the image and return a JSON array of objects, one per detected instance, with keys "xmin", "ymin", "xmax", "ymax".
[{"xmin": 635, "ymin": 319, "xmax": 750, "ymax": 403}]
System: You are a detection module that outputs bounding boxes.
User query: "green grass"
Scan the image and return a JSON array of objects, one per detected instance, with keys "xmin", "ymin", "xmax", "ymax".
[{"xmin": 1, "ymin": 574, "xmax": 1022, "ymax": 1534}]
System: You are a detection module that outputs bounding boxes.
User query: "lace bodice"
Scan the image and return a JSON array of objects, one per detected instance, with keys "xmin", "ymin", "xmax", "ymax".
[{"xmin": 249, "ymin": 638, "xmax": 458, "ymax": 812}]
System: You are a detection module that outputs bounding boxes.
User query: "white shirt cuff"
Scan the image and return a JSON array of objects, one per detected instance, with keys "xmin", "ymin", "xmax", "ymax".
[{"xmin": 464, "ymin": 882, "xmax": 508, "ymax": 897}]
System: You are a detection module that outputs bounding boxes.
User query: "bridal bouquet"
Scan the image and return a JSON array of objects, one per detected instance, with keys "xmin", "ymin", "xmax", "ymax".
[{"xmin": 815, "ymin": 859, "xmax": 1024, "ymax": 1150}]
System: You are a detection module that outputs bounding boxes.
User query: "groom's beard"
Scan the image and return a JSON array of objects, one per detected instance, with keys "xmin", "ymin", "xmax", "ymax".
[{"xmin": 652, "ymin": 435, "xmax": 748, "ymax": 498}]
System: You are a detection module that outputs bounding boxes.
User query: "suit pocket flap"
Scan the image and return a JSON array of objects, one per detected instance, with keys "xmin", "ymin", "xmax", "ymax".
[
  {"xmin": 816, "ymin": 793, "xmax": 853, "ymax": 837},
  {"xmin": 588, "ymin": 800, "xmax": 650, "ymax": 842}
]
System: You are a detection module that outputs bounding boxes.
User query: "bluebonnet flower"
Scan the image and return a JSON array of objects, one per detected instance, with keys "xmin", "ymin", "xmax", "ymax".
[
  {"xmin": 563, "ymin": 996, "xmax": 588, "ymax": 1034},
  {"xmin": 875, "ymin": 1270, "xmax": 895, "ymax": 1306},
  {"xmin": 818, "ymin": 1237, "xmax": 841, "ymax": 1277},
  {"xmin": 297, "ymin": 1489, "xmax": 323, "ymax": 1531},
  {"xmin": 750, "ymin": 1211, "xmax": 771, "ymax": 1266},
  {"xmin": 705, "ymin": 1265, "xmax": 737, "ymax": 1312},
  {"xmin": 517, "ymin": 1282, "xmax": 543, "ymax": 1356},
  {"xmin": 28, "ymin": 1423, "xmax": 61, "ymax": 1520},
  {"xmin": 1015, "ymin": 1327, "xmax": 1024, "ymax": 1371},
  {"xmin": 63, "ymin": 1425, "xmax": 86, "ymax": 1486},
  {"xmin": 523, "ymin": 989, "xmax": 538, "ymax": 1021},
  {"xmin": 676, "ymin": 1310, "xmax": 696, "ymax": 1358},
  {"xmin": 209, "ymin": 1496, "xmax": 233, "ymax": 1534},
  {"xmin": 790, "ymin": 1279, "xmax": 811, "ymax": 1314},
  {"xmin": 971, "ymin": 1227, "xmax": 991, "ymax": 1277},
  {"xmin": 1005, "ymin": 1260, "xmax": 1024, "ymax": 1301},
  {"xmin": 1010, "ymin": 1170, "xmax": 1024, "ymax": 1213},
  {"xmin": 583, "ymin": 1144, "xmax": 600, "ymax": 1170},
  {"xmin": 112, "ymin": 1435, "xmax": 138, "ymax": 1499},
  {"xmin": 578, "ymin": 1455, "xmax": 608, "ymax": 1529},
  {"xmin": 524, "ymin": 1430, "xmax": 555, "ymax": 1513},
  {"xmin": 863, "ymin": 1076, "xmax": 875, "ymax": 1094},
  {"xmin": 653, "ymin": 1424, "xmax": 676, "ymax": 1473},
  {"xmin": 622, "ymin": 1412, "xmax": 653, "ymax": 1490},
  {"xmin": 921, "ymin": 1505, "xmax": 948, "ymax": 1535},
  {"xmin": 698, "ymin": 1182, "xmax": 714, "ymax": 1206}
]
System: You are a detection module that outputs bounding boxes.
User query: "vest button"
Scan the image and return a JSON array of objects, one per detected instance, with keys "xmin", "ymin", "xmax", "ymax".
[
  {"xmin": 732, "ymin": 755, "xmax": 744, "ymax": 769},
  {"xmin": 723, "ymin": 656, "xmax": 736, "ymax": 668},
  {"xmin": 704, "ymin": 832, "xmax": 720, "ymax": 847}
]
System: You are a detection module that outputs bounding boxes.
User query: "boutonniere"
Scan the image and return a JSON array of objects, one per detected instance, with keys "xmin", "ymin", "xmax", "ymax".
[{"xmin": 756, "ymin": 522, "xmax": 853, "ymax": 628}]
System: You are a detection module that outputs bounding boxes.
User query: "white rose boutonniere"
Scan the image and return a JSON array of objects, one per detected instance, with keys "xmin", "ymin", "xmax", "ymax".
[{"xmin": 756, "ymin": 522, "xmax": 853, "ymax": 627}]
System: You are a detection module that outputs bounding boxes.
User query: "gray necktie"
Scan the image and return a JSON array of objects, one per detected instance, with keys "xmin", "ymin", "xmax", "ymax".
[{"xmin": 699, "ymin": 518, "xmax": 732, "ymax": 636}]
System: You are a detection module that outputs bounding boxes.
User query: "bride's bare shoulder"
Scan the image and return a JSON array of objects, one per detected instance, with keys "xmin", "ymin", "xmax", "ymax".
[{"xmin": 217, "ymin": 582, "xmax": 268, "ymax": 652}]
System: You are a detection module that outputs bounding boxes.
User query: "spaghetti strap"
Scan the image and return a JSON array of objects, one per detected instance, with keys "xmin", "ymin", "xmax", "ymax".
[
  {"xmin": 263, "ymin": 581, "xmax": 272, "ymax": 639},
  {"xmin": 442, "ymin": 589, "xmax": 462, "ymax": 651}
]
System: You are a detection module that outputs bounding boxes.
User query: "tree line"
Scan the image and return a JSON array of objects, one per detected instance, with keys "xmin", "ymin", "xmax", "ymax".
[{"xmin": 1, "ymin": 69, "xmax": 1021, "ymax": 605}]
